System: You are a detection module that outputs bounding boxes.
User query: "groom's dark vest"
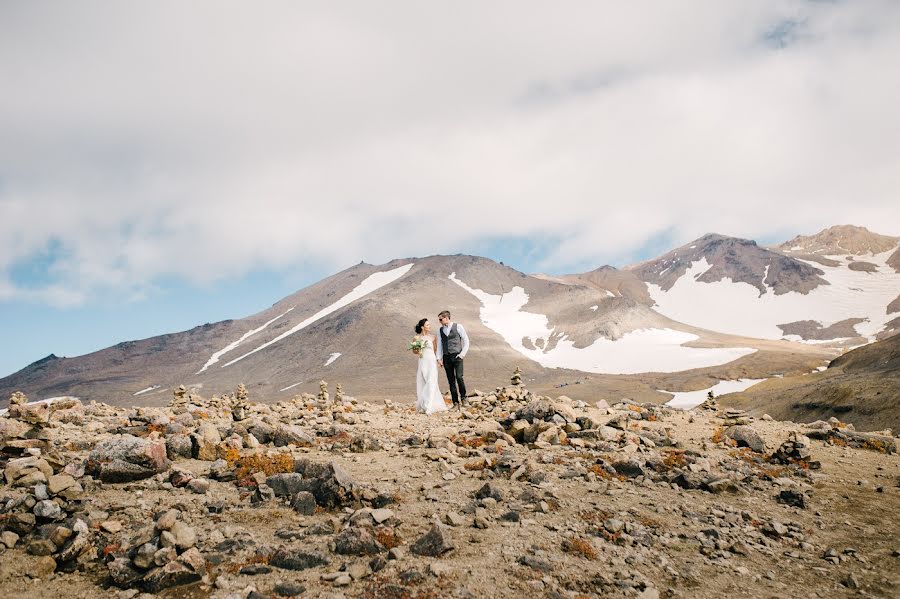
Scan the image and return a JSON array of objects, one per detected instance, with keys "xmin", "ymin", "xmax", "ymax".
[{"xmin": 440, "ymin": 324, "xmax": 462, "ymax": 356}]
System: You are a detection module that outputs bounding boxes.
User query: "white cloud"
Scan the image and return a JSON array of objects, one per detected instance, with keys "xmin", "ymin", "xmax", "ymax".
[{"xmin": 2, "ymin": 1, "xmax": 899, "ymax": 304}]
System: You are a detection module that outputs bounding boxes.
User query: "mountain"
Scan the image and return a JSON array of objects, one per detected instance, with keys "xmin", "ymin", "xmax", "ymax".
[
  {"xmin": 1, "ymin": 225, "xmax": 896, "ymax": 410},
  {"xmin": 630, "ymin": 233, "xmax": 827, "ymax": 296},
  {"xmin": 722, "ymin": 333, "xmax": 900, "ymax": 431},
  {"xmin": 635, "ymin": 228, "xmax": 900, "ymax": 342}
]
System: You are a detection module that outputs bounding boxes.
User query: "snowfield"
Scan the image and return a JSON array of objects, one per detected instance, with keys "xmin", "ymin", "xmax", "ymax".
[
  {"xmin": 647, "ymin": 248, "xmax": 900, "ymax": 341},
  {"xmin": 449, "ymin": 273, "xmax": 754, "ymax": 374},
  {"xmin": 662, "ymin": 378, "xmax": 766, "ymax": 410}
]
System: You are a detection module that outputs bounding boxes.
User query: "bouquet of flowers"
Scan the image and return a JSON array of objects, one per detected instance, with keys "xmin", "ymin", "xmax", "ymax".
[{"xmin": 408, "ymin": 338, "xmax": 427, "ymax": 354}]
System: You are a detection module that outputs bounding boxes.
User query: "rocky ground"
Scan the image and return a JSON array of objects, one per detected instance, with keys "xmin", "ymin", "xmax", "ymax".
[{"xmin": 1, "ymin": 380, "xmax": 898, "ymax": 599}]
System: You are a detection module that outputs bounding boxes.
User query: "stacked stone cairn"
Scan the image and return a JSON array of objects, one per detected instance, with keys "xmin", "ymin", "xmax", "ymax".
[{"xmin": 510, "ymin": 367, "xmax": 522, "ymax": 386}]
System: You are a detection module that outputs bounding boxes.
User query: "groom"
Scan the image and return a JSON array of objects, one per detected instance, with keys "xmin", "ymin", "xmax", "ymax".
[{"xmin": 436, "ymin": 310, "xmax": 469, "ymax": 410}]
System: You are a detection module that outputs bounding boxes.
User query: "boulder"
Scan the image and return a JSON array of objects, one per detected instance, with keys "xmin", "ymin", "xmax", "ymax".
[
  {"xmin": 266, "ymin": 473, "xmax": 306, "ymax": 497},
  {"xmin": 724, "ymin": 426, "xmax": 766, "ymax": 453},
  {"xmin": 273, "ymin": 424, "xmax": 315, "ymax": 447},
  {"xmin": 86, "ymin": 435, "xmax": 170, "ymax": 483}
]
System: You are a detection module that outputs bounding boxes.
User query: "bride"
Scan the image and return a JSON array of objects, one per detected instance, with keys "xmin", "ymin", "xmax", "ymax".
[{"xmin": 413, "ymin": 318, "xmax": 448, "ymax": 414}]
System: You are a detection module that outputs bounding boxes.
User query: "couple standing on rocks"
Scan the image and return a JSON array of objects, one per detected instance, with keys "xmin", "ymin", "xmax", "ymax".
[{"xmin": 412, "ymin": 310, "xmax": 469, "ymax": 415}]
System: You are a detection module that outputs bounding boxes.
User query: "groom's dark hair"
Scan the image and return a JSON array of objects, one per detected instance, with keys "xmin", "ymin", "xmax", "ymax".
[{"xmin": 438, "ymin": 310, "xmax": 451, "ymax": 319}]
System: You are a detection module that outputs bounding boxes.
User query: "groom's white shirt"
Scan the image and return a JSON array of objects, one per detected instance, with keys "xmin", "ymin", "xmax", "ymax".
[{"xmin": 436, "ymin": 322, "xmax": 469, "ymax": 359}]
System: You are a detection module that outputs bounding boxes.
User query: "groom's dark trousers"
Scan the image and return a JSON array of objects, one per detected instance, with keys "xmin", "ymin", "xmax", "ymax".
[{"xmin": 442, "ymin": 352, "xmax": 466, "ymax": 406}]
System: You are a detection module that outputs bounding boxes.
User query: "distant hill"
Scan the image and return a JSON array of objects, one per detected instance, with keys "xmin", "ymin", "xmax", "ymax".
[{"xmin": 722, "ymin": 334, "xmax": 900, "ymax": 432}]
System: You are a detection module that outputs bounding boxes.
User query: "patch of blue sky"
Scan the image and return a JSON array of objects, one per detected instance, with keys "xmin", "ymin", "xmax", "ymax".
[{"xmin": 0, "ymin": 266, "xmax": 327, "ymax": 378}]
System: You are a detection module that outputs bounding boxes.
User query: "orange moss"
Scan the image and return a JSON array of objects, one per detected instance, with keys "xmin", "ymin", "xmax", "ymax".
[
  {"xmin": 233, "ymin": 453, "xmax": 294, "ymax": 481},
  {"xmin": 711, "ymin": 427, "xmax": 724, "ymax": 443},
  {"xmin": 374, "ymin": 526, "xmax": 402, "ymax": 549},
  {"xmin": 224, "ymin": 552, "xmax": 271, "ymax": 574},
  {"xmin": 662, "ymin": 449, "xmax": 686, "ymax": 470},
  {"xmin": 219, "ymin": 446, "xmax": 241, "ymax": 464},
  {"xmin": 563, "ymin": 537, "xmax": 597, "ymax": 559}
]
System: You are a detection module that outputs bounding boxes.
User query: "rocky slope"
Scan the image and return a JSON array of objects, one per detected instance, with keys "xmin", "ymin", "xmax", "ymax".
[
  {"xmin": 1, "ymin": 382, "xmax": 898, "ymax": 598},
  {"xmin": 723, "ymin": 334, "xmax": 900, "ymax": 432}
]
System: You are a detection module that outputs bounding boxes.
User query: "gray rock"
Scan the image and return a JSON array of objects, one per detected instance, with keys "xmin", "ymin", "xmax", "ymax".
[
  {"xmin": 266, "ymin": 473, "xmax": 306, "ymax": 497},
  {"xmin": 269, "ymin": 547, "xmax": 330, "ymax": 570},
  {"xmin": 33, "ymin": 500, "xmax": 63, "ymax": 520},
  {"xmin": 724, "ymin": 426, "xmax": 766, "ymax": 453},
  {"xmin": 108, "ymin": 558, "xmax": 144, "ymax": 588},
  {"xmin": 333, "ymin": 526, "xmax": 384, "ymax": 555},
  {"xmin": 142, "ymin": 548, "xmax": 205, "ymax": 592},
  {"xmin": 475, "ymin": 482, "xmax": 505, "ymax": 502},
  {"xmin": 86, "ymin": 435, "xmax": 170, "ymax": 483},
  {"xmin": 165, "ymin": 435, "xmax": 192, "ymax": 460},
  {"xmin": 410, "ymin": 522, "xmax": 454, "ymax": 557},
  {"xmin": 293, "ymin": 459, "xmax": 358, "ymax": 508},
  {"xmin": 273, "ymin": 424, "xmax": 315, "ymax": 447},
  {"xmin": 291, "ymin": 491, "xmax": 317, "ymax": 515}
]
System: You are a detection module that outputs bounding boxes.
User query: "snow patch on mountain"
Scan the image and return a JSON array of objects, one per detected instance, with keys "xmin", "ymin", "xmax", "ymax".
[
  {"xmin": 325, "ymin": 353, "xmax": 341, "ymax": 366},
  {"xmin": 648, "ymin": 249, "xmax": 900, "ymax": 340},
  {"xmin": 222, "ymin": 263, "xmax": 415, "ymax": 367},
  {"xmin": 197, "ymin": 307, "xmax": 296, "ymax": 374},
  {"xmin": 133, "ymin": 385, "xmax": 161, "ymax": 396},
  {"xmin": 663, "ymin": 379, "xmax": 766, "ymax": 410},
  {"xmin": 449, "ymin": 273, "xmax": 754, "ymax": 374}
]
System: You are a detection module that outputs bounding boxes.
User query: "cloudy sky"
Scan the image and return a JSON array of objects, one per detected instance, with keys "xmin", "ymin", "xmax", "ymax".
[{"xmin": 2, "ymin": 1, "xmax": 899, "ymax": 378}]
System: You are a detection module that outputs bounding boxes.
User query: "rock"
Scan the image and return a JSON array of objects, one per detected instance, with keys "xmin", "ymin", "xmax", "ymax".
[
  {"xmin": 1, "ymin": 531, "xmax": 19, "ymax": 549},
  {"xmin": 100, "ymin": 520, "xmax": 123, "ymax": 533},
  {"xmin": 724, "ymin": 426, "xmax": 766, "ymax": 453},
  {"xmin": 57, "ymin": 532, "xmax": 92, "ymax": 563},
  {"xmin": 410, "ymin": 522, "xmax": 454, "ymax": 557},
  {"xmin": 517, "ymin": 555, "xmax": 552, "ymax": 572},
  {"xmin": 778, "ymin": 489, "xmax": 808, "ymax": 509},
  {"xmin": 474, "ymin": 482, "xmax": 504, "ymax": 502},
  {"xmin": 333, "ymin": 526, "xmax": 384, "ymax": 555},
  {"xmin": 169, "ymin": 521, "xmax": 197, "ymax": 550},
  {"xmin": 27, "ymin": 539, "xmax": 57, "ymax": 556},
  {"xmin": 613, "ymin": 460, "xmax": 646, "ymax": 478},
  {"xmin": 293, "ymin": 460, "xmax": 358, "ymax": 508},
  {"xmin": 3, "ymin": 513, "xmax": 36, "ymax": 535},
  {"xmin": 266, "ymin": 473, "xmax": 306, "ymax": 497},
  {"xmin": 291, "ymin": 491, "xmax": 317, "ymax": 515},
  {"xmin": 187, "ymin": 478, "xmax": 209, "ymax": 494},
  {"xmin": 269, "ymin": 547, "xmax": 330, "ymax": 570},
  {"xmin": 30, "ymin": 555, "xmax": 57, "ymax": 579},
  {"xmin": 165, "ymin": 435, "xmax": 192, "ymax": 460},
  {"xmin": 273, "ymin": 582, "xmax": 307, "ymax": 597},
  {"xmin": 47, "ymin": 474, "xmax": 77, "ymax": 496},
  {"xmin": 156, "ymin": 509, "xmax": 180, "ymax": 531},
  {"xmin": 5, "ymin": 456, "xmax": 53, "ymax": 485},
  {"xmin": 86, "ymin": 435, "xmax": 170, "ymax": 483},
  {"xmin": 444, "ymin": 512, "xmax": 465, "ymax": 527},
  {"xmin": 169, "ymin": 469, "xmax": 194, "ymax": 488},
  {"xmin": 517, "ymin": 400, "xmax": 553, "ymax": 423},
  {"xmin": 142, "ymin": 548, "xmax": 205, "ymax": 592},
  {"xmin": 371, "ymin": 508, "xmax": 394, "ymax": 524},
  {"xmin": 34, "ymin": 500, "xmax": 63, "ymax": 520},
  {"xmin": 273, "ymin": 424, "xmax": 315, "ymax": 447},
  {"xmin": 108, "ymin": 558, "xmax": 144, "ymax": 588},
  {"xmin": 133, "ymin": 543, "xmax": 158, "ymax": 570}
]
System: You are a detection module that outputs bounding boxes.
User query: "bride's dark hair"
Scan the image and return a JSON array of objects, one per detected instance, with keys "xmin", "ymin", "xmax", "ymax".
[{"xmin": 415, "ymin": 318, "xmax": 428, "ymax": 334}]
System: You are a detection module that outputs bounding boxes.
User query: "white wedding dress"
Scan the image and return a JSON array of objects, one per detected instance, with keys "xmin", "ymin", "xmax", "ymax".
[{"xmin": 415, "ymin": 336, "xmax": 448, "ymax": 415}]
